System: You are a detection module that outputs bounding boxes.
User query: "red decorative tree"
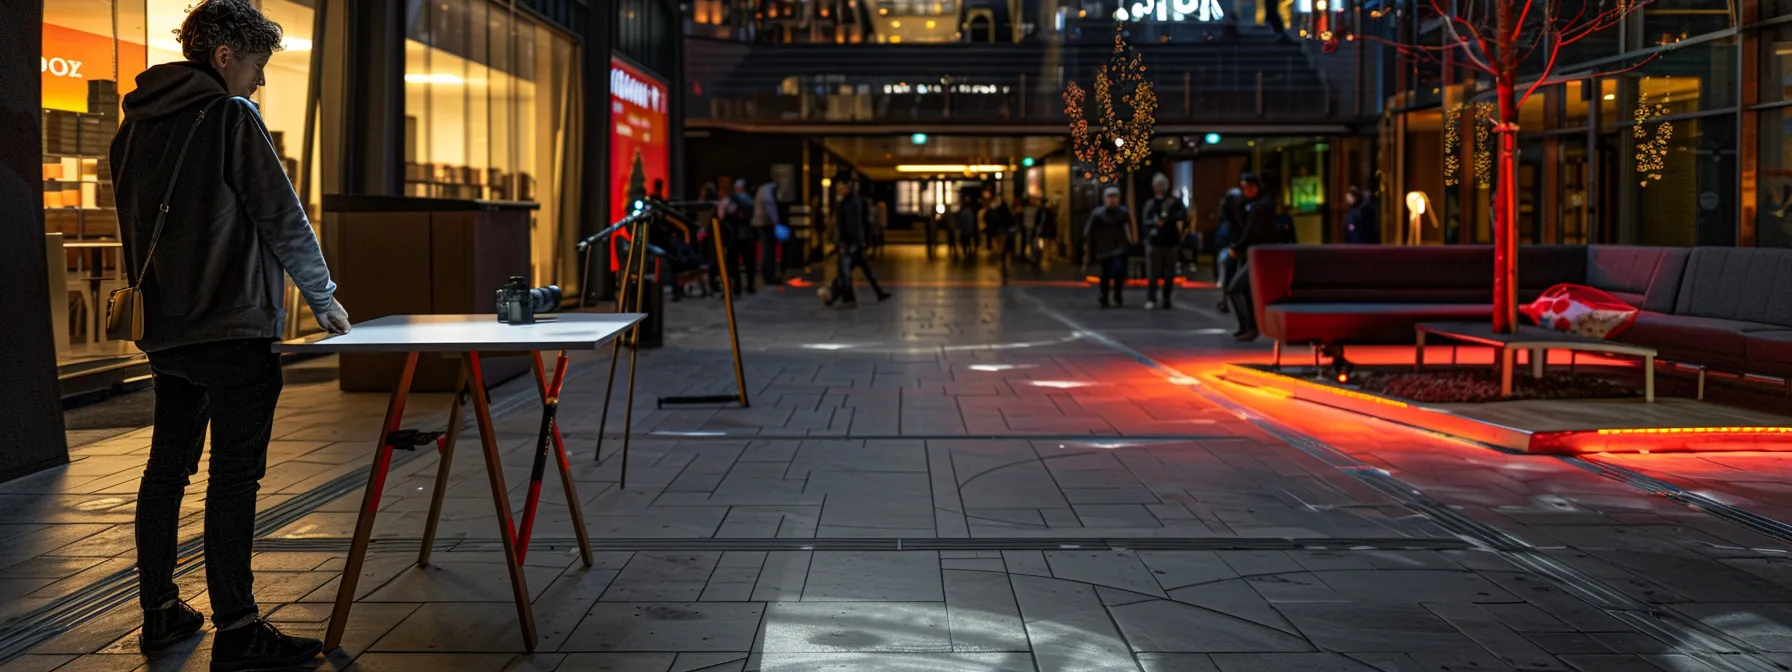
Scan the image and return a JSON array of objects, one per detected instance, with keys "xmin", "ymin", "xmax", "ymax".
[{"xmin": 1324, "ymin": 0, "xmax": 1650, "ymax": 333}]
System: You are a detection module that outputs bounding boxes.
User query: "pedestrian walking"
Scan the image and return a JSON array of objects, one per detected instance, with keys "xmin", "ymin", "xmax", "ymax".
[
  {"xmin": 1141, "ymin": 173, "xmax": 1188, "ymax": 310},
  {"xmin": 826, "ymin": 172, "xmax": 891, "ymax": 307},
  {"xmin": 1084, "ymin": 186, "xmax": 1138, "ymax": 308},
  {"xmin": 116, "ymin": 1, "xmax": 346, "ymax": 668}
]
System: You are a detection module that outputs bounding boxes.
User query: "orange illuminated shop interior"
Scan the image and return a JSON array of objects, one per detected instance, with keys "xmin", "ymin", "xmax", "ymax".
[{"xmin": 41, "ymin": 0, "xmax": 318, "ymax": 371}]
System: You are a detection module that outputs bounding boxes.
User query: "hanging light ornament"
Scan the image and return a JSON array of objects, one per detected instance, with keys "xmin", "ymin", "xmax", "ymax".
[
  {"xmin": 1472, "ymin": 102, "xmax": 1494, "ymax": 189},
  {"xmin": 1063, "ymin": 26, "xmax": 1158, "ymax": 184},
  {"xmin": 1634, "ymin": 78, "xmax": 1673, "ymax": 187},
  {"xmin": 1444, "ymin": 103, "xmax": 1463, "ymax": 187}
]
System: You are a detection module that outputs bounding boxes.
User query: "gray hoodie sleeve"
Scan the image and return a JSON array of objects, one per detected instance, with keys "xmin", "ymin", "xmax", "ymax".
[{"xmin": 225, "ymin": 98, "xmax": 337, "ymax": 315}]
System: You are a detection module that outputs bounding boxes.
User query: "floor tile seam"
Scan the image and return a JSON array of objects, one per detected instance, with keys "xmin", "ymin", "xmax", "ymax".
[
  {"xmin": 1561, "ymin": 456, "xmax": 1792, "ymax": 549},
  {"xmin": 1013, "ymin": 289, "xmax": 1784, "ymax": 672}
]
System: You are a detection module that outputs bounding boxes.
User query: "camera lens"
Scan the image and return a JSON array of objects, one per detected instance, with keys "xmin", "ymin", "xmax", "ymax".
[{"xmin": 528, "ymin": 285, "xmax": 562, "ymax": 314}]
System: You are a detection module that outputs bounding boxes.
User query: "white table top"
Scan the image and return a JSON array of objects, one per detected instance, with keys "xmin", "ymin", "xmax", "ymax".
[{"xmin": 272, "ymin": 313, "xmax": 646, "ymax": 353}]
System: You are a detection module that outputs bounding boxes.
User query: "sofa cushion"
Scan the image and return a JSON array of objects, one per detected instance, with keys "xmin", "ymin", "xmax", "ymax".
[
  {"xmin": 1264, "ymin": 303, "xmax": 1492, "ymax": 345},
  {"xmin": 1249, "ymin": 245, "xmax": 1587, "ymax": 309},
  {"xmin": 1613, "ymin": 312, "xmax": 1777, "ymax": 370},
  {"xmin": 1674, "ymin": 248, "xmax": 1792, "ymax": 326},
  {"xmin": 1585, "ymin": 245, "xmax": 1689, "ymax": 312}
]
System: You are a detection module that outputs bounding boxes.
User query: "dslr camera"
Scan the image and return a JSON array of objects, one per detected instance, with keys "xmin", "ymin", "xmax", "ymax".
[{"xmin": 495, "ymin": 276, "xmax": 562, "ymax": 324}]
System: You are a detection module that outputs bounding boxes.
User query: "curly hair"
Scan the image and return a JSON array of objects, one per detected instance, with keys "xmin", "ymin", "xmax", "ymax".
[{"xmin": 177, "ymin": 0, "xmax": 284, "ymax": 64}]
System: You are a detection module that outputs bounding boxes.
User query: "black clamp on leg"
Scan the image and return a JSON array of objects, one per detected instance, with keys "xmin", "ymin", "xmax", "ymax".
[{"xmin": 387, "ymin": 429, "xmax": 445, "ymax": 452}]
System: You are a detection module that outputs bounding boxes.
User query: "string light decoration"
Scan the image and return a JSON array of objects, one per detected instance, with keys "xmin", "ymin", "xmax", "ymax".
[
  {"xmin": 1634, "ymin": 82, "xmax": 1672, "ymax": 187},
  {"xmin": 1063, "ymin": 26, "xmax": 1158, "ymax": 184},
  {"xmin": 1472, "ymin": 102, "xmax": 1494, "ymax": 190},
  {"xmin": 1444, "ymin": 103, "xmax": 1463, "ymax": 187}
]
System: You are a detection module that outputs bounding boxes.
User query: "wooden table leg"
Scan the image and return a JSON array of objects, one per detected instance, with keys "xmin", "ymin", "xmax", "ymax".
[
  {"xmin": 1645, "ymin": 355, "xmax": 1655, "ymax": 403},
  {"xmin": 534, "ymin": 352, "xmax": 593, "ymax": 568},
  {"xmin": 466, "ymin": 352, "xmax": 539, "ymax": 652},
  {"xmin": 418, "ymin": 361, "xmax": 469, "ymax": 568},
  {"xmin": 1532, "ymin": 348, "xmax": 1545, "ymax": 379},
  {"xmin": 1499, "ymin": 348, "xmax": 1515, "ymax": 398},
  {"xmin": 325, "ymin": 351, "xmax": 420, "ymax": 650}
]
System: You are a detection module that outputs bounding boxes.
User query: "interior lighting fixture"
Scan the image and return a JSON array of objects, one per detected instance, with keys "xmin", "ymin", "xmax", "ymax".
[
  {"xmin": 1204, "ymin": 133, "xmax": 1221, "ymax": 144},
  {"xmin": 911, "ymin": 132, "xmax": 928, "ymax": 145},
  {"xmin": 895, "ymin": 164, "xmax": 1011, "ymax": 173}
]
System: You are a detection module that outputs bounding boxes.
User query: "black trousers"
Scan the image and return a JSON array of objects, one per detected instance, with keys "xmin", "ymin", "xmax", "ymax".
[
  {"xmin": 760, "ymin": 232, "xmax": 781, "ymax": 284},
  {"xmin": 138, "ymin": 339, "xmax": 282, "ymax": 628},
  {"xmin": 1145, "ymin": 243, "xmax": 1178, "ymax": 304},
  {"xmin": 835, "ymin": 246, "xmax": 885, "ymax": 302},
  {"xmin": 729, "ymin": 237, "xmax": 757, "ymax": 293},
  {"xmin": 1098, "ymin": 255, "xmax": 1128, "ymax": 304},
  {"xmin": 1225, "ymin": 257, "xmax": 1257, "ymax": 333}
]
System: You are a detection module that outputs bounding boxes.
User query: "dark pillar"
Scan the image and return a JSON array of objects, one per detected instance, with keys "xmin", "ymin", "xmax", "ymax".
[
  {"xmin": 341, "ymin": 0, "xmax": 403, "ymax": 196},
  {"xmin": 585, "ymin": 1, "xmax": 616, "ymax": 302},
  {"xmin": 0, "ymin": 0, "xmax": 70, "ymax": 480},
  {"xmin": 668, "ymin": 11, "xmax": 686, "ymax": 198}
]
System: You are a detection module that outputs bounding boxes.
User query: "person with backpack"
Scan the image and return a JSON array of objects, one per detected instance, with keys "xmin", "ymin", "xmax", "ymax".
[
  {"xmin": 112, "ymin": 2, "xmax": 346, "ymax": 668},
  {"xmin": 1141, "ymin": 173, "xmax": 1188, "ymax": 310}
]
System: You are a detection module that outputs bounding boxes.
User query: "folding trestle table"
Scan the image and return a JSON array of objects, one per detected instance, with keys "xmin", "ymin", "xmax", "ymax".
[{"xmin": 273, "ymin": 312, "xmax": 644, "ymax": 652}]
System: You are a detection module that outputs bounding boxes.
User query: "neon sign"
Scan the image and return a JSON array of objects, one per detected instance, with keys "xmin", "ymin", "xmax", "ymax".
[{"xmin": 1113, "ymin": 0, "xmax": 1225, "ymax": 22}]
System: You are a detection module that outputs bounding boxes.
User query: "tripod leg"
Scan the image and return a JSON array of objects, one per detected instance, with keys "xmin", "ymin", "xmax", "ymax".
[
  {"xmin": 595, "ymin": 221, "xmax": 647, "ymax": 465},
  {"xmin": 714, "ymin": 218, "xmax": 749, "ymax": 408}
]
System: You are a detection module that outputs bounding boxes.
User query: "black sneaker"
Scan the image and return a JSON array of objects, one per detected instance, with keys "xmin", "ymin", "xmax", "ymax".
[
  {"xmin": 210, "ymin": 619, "xmax": 323, "ymax": 672},
  {"xmin": 141, "ymin": 600, "xmax": 205, "ymax": 652},
  {"xmin": 876, "ymin": 292, "xmax": 893, "ymax": 303}
]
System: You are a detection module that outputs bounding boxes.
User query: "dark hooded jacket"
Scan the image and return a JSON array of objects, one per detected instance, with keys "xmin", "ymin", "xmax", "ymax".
[
  {"xmin": 1082, "ymin": 205, "xmax": 1134, "ymax": 262},
  {"xmin": 110, "ymin": 62, "xmax": 336, "ymax": 352}
]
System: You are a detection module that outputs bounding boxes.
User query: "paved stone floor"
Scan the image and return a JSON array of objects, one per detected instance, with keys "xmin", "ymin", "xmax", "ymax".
[{"xmin": 8, "ymin": 247, "xmax": 1792, "ymax": 672}]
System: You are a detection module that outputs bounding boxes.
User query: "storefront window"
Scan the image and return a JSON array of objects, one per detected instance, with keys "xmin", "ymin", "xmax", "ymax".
[
  {"xmin": 406, "ymin": 0, "xmax": 582, "ymax": 288},
  {"xmin": 1759, "ymin": 107, "xmax": 1792, "ymax": 248},
  {"xmin": 1762, "ymin": 25, "xmax": 1792, "ymax": 106},
  {"xmin": 1631, "ymin": 114, "xmax": 1736, "ymax": 246}
]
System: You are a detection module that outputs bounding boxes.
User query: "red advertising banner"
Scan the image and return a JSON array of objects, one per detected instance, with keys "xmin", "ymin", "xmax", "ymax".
[{"xmin": 609, "ymin": 56, "xmax": 669, "ymax": 270}]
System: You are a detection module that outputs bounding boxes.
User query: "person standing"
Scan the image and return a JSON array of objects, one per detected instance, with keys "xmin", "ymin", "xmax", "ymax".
[
  {"xmin": 752, "ymin": 182, "xmax": 782, "ymax": 285},
  {"xmin": 1141, "ymin": 173, "xmax": 1188, "ymax": 310},
  {"xmin": 954, "ymin": 199, "xmax": 981, "ymax": 264},
  {"xmin": 827, "ymin": 173, "xmax": 891, "ymax": 307},
  {"xmin": 1213, "ymin": 186, "xmax": 1246, "ymax": 313},
  {"xmin": 1225, "ymin": 173, "xmax": 1278, "ymax": 340},
  {"xmin": 115, "ymin": 1, "xmax": 347, "ymax": 668},
  {"xmin": 1084, "ymin": 186, "xmax": 1138, "ymax": 308},
  {"xmin": 722, "ymin": 179, "xmax": 758, "ymax": 294},
  {"xmin": 1344, "ymin": 186, "xmax": 1380, "ymax": 244},
  {"xmin": 1019, "ymin": 195, "xmax": 1043, "ymax": 270}
]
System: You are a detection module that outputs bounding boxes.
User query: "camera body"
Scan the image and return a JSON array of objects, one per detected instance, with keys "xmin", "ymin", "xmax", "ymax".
[{"xmin": 496, "ymin": 276, "xmax": 562, "ymax": 324}]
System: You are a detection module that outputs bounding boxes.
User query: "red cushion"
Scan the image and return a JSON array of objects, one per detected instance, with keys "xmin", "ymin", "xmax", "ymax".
[{"xmin": 1521, "ymin": 284, "xmax": 1638, "ymax": 339}]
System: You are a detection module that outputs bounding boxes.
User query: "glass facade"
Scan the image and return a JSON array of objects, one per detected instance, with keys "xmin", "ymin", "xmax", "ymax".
[
  {"xmin": 402, "ymin": 0, "xmax": 583, "ymax": 288},
  {"xmin": 1388, "ymin": 3, "xmax": 1779, "ymax": 250}
]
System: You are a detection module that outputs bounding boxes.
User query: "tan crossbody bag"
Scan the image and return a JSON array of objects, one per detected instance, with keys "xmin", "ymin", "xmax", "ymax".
[{"xmin": 107, "ymin": 103, "xmax": 213, "ymax": 342}]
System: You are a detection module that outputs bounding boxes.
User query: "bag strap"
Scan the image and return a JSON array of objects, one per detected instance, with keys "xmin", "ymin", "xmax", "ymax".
[{"xmin": 125, "ymin": 101, "xmax": 215, "ymax": 288}]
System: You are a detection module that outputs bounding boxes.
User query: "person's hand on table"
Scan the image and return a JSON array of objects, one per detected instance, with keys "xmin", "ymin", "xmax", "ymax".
[{"xmin": 316, "ymin": 298, "xmax": 351, "ymax": 335}]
